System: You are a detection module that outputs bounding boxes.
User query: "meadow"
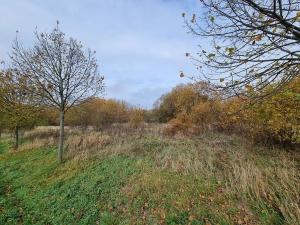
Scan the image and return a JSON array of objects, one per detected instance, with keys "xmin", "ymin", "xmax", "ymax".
[
  {"xmin": 1, "ymin": 124, "xmax": 299, "ymax": 225},
  {"xmin": 1, "ymin": 1, "xmax": 300, "ymax": 225}
]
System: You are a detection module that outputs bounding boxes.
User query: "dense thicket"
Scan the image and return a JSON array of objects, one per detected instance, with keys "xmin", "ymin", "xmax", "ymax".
[{"xmin": 155, "ymin": 79, "xmax": 300, "ymax": 146}]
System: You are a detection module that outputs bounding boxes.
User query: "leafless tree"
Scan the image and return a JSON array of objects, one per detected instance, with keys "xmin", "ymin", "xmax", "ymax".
[
  {"xmin": 184, "ymin": 0, "xmax": 300, "ymax": 99},
  {"xmin": 11, "ymin": 22, "xmax": 104, "ymax": 163}
]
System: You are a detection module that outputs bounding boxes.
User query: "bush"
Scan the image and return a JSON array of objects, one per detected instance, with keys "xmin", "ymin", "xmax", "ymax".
[
  {"xmin": 157, "ymin": 79, "xmax": 300, "ymax": 146},
  {"xmin": 163, "ymin": 113, "xmax": 198, "ymax": 136},
  {"xmin": 129, "ymin": 109, "xmax": 145, "ymax": 128}
]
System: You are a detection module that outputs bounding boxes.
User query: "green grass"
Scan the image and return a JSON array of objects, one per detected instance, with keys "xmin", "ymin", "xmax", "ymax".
[
  {"xmin": 0, "ymin": 146, "xmax": 228, "ymax": 225},
  {"xmin": 0, "ymin": 146, "xmax": 140, "ymax": 224},
  {"xmin": 0, "ymin": 141, "xmax": 10, "ymax": 154},
  {"xmin": 0, "ymin": 133, "xmax": 299, "ymax": 225}
]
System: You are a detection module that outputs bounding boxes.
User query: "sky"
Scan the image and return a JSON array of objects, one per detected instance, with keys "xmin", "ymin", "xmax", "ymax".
[{"xmin": 0, "ymin": 0, "xmax": 202, "ymax": 108}]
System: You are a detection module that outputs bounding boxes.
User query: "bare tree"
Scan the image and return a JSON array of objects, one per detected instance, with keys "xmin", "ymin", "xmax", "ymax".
[
  {"xmin": 11, "ymin": 22, "xmax": 104, "ymax": 163},
  {"xmin": 184, "ymin": 0, "xmax": 300, "ymax": 99}
]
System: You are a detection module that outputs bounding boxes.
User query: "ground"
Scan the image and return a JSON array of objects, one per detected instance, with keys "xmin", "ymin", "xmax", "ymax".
[{"xmin": 0, "ymin": 127, "xmax": 299, "ymax": 225}]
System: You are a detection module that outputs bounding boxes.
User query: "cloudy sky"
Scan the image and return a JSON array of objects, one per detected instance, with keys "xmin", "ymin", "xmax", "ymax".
[{"xmin": 0, "ymin": 0, "xmax": 202, "ymax": 108}]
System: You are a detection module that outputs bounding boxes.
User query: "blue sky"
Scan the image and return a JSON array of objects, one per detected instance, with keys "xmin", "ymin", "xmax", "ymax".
[{"xmin": 0, "ymin": 0, "xmax": 201, "ymax": 108}]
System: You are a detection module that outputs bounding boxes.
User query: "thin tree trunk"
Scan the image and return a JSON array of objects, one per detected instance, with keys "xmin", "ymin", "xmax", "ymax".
[
  {"xmin": 15, "ymin": 126, "xmax": 19, "ymax": 150},
  {"xmin": 58, "ymin": 111, "xmax": 65, "ymax": 163}
]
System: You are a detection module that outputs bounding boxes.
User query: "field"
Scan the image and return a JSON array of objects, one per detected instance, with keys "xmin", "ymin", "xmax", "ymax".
[{"xmin": 0, "ymin": 125, "xmax": 299, "ymax": 225}]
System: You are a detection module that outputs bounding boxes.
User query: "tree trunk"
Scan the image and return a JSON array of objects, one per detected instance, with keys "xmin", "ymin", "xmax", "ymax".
[
  {"xmin": 58, "ymin": 111, "xmax": 65, "ymax": 163},
  {"xmin": 15, "ymin": 126, "xmax": 19, "ymax": 150}
]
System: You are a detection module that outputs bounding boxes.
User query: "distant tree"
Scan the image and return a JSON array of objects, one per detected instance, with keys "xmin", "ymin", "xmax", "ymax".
[
  {"xmin": 11, "ymin": 22, "xmax": 104, "ymax": 162},
  {"xmin": 154, "ymin": 92, "xmax": 177, "ymax": 123},
  {"xmin": 184, "ymin": 0, "xmax": 300, "ymax": 98},
  {"xmin": 154, "ymin": 84, "xmax": 207, "ymax": 122},
  {"xmin": 144, "ymin": 109, "xmax": 159, "ymax": 123},
  {"xmin": 129, "ymin": 108, "xmax": 145, "ymax": 128},
  {"xmin": 0, "ymin": 70, "xmax": 37, "ymax": 149},
  {"xmin": 64, "ymin": 98, "xmax": 130, "ymax": 130}
]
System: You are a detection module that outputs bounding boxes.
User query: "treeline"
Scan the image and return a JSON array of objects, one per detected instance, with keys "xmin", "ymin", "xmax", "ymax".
[
  {"xmin": 0, "ymin": 95, "xmax": 147, "ymax": 145},
  {"xmin": 154, "ymin": 79, "xmax": 300, "ymax": 146},
  {"xmin": 38, "ymin": 98, "xmax": 146, "ymax": 129},
  {"xmin": 1, "ymin": 69, "xmax": 299, "ymax": 147}
]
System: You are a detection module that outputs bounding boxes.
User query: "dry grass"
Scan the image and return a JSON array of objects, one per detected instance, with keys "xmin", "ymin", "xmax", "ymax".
[
  {"xmin": 125, "ymin": 134, "xmax": 299, "ymax": 224},
  {"xmin": 17, "ymin": 125, "xmax": 300, "ymax": 224},
  {"xmin": 149, "ymin": 135, "xmax": 300, "ymax": 224},
  {"xmin": 65, "ymin": 133, "xmax": 112, "ymax": 160},
  {"xmin": 19, "ymin": 136, "xmax": 57, "ymax": 151}
]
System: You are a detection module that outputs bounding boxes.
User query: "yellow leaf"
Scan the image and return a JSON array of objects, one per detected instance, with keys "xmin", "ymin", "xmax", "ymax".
[{"xmin": 255, "ymin": 34, "xmax": 263, "ymax": 41}]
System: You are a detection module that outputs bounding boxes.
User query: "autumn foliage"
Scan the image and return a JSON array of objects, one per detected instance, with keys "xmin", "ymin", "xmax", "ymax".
[
  {"xmin": 38, "ymin": 97, "xmax": 146, "ymax": 130},
  {"xmin": 156, "ymin": 80, "xmax": 300, "ymax": 146}
]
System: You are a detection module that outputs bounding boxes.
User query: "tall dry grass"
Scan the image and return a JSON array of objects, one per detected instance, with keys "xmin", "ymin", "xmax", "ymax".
[{"xmin": 147, "ymin": 134, "xmax": 300, "ymax": 224}]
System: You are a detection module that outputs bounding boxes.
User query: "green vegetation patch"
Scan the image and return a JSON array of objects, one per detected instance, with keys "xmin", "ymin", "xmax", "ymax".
[
  {"xmin": 0, "ymin": 141, "xmax": 10, "ymax": 154},
  {"xmin": 0, "ymin": 146, "xmax": 140, "ymax": 224}
]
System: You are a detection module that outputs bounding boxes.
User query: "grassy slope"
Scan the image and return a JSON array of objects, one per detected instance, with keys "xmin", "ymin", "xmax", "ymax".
[{"xmin": 0, "ymin": 134, "xmax": 299, "ymax": 225}]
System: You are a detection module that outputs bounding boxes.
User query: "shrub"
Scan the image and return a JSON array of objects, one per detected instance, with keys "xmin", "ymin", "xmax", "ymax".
[
  {"xmin": 163, "ymin": 113, "xmax": 198, "ymax": 136},
  {"xmin": 157, "ymin": 78, "xmax": 300, "ymax": 146},
  {"xmin": 154, "ymin": 83, "xmax": 208, "ymax": 123},
  {"xmin": 129, "ymin": 109, "xmax": 145, "ymax": 128}
]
